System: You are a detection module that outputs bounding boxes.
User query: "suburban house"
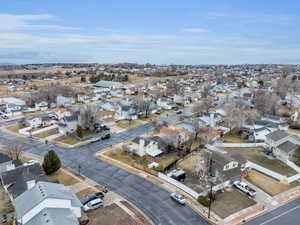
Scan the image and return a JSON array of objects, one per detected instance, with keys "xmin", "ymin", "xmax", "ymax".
[
  {"xmin": 94, "ymin": 81, "xmax": 123, "ymax": 89},
  {"xmin": 77, "ymin": 93, "xmax": 91, "ymax": 103},
  {"xmin": 14, "ymin": 181, "xmax": 82, "ymax": 225},
  {"xmin": 1, "ymin": 163, "xmax": 48, "ymax": 200},
  {"xmin": 0, "ymin": 97, "xmax": 26, "ymax": 116},
  {"xmin": 35, "ymin": 101, "xmax": 48, "ymax": 111},
  {"xmin": 115, "ymin": 105, "xmax": 138, "ymax": 120},
  {"xmin": 157, "ymin": 97, "xmax": 175, "ymax": 110},
  {"xmin": 0, "ymin": 153, "xmax": 22, "ymax": 174},
  {"xmin": 56, "ymin": 95, "xmax": 75, "ymax": 107},
  {"xmin": 266, "ymin": 130, "xmax": 300, "ymax": 162},
  {"xmin": 123, "ymin": 136, "xmax": 168, "ymax": 159},
  {"xmin": 58, "ymin": 115, "xmax": 79, "ymax": 135},
  {"xmin": 211, "ymin": 151, "xmax": 246, "ymax": 182},
  {"xmin": 198, "ymin": 112, "xmax": 223, "ymax": 127}
]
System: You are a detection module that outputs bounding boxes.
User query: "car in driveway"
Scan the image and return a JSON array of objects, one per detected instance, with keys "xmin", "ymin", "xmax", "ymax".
[
  {"xmin": 24, "ymin": 160, "xmax": 39, "ymax": 166},
  {"xmin": 233, "ymin": 181, "xmax": 256, "ymax": 197},
  {"xmin": 82, "ymin": 198, "xmax": 103, "ymax": 212},
  {"xmin": 170, "ymin": 193, "xmax": 186, "ymax": 205},
  {"xmin": 80, "ymin": 192, "xmax": 105, "ymax": 205}
]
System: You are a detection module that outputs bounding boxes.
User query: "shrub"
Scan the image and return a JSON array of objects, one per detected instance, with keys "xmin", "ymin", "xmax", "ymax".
[
  {"xmin": 76, "ymin": 125, "xmax": 84, "ymax": 138},
  {"xmin": 197, "ymin": 196, "xmax": 211, "ymax": 207},
  {"xmin": 42, "ymin": 150, "xmax": 61, "ymax": 175}
]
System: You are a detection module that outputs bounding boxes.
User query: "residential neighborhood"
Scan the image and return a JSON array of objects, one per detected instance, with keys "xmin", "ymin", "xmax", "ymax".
[{"xmin": 0, "ymin": 63, "xmax": 299, "ymax": 224}]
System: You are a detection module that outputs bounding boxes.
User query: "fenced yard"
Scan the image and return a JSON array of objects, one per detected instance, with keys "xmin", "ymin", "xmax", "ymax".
[
  {"xmin": 245, "ymin": 170, "xmax": 292, "ymax": 196},
  {"xmin": 222, "ymin": 147, "xmax": 297, "ymax": 177}
]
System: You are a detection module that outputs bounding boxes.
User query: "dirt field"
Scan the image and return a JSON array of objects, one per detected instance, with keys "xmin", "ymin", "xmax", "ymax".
[
  {"xmin": 245, "ymin": 170, "xmax": 292, "ymax": 196},
  {"xmin": 212, "ymin": 188, "xmax": 256, "ymax": 219},
  {"xmin": 223, "ymin": 147, "xmax": 297, "ymax": 176}
]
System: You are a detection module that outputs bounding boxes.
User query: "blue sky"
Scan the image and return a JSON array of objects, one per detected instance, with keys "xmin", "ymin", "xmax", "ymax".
[{"xmin": 1, "ymin": 0, "xmax": 300, "ymax": 64}]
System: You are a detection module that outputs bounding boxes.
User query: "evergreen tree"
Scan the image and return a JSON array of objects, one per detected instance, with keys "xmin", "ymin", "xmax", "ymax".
[
  {"xmin": 42, "ymin": 150, "xmax": 61, "ymax": 175},
  {"xmin": 76, "ymin": 124, "xmax": 84, "ymax": 138}
]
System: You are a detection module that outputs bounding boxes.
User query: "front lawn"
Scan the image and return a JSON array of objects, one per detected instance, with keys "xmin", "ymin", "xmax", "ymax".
[
  {"xmin": 212, "ymin": 188, "xmax": 256, "ymax": 219},
  {"xmin": 47, "ymin": 169, "xmax": 80, "ymax": 186},
  {"xmin": 105, "ymin": 148, "xmax": 137, "ymax": 165},
  {"xmin": 245, "ymin": 170, "xmax": 292, "ymax": 196},
  {"xmin": 33, "ymin": 128, "xmax": 58, "ymax": 139},
  {"xmin": 6, "ymin": 124, "xmax": 24, "ymax": 133},
  {"xmin": 76, "ymin": 188, "xmax": 97, "ymax": 199},
  {"xmin": 54, "ymin": 135, "xmax": 80, "ymax": 145},
  {"xmin": 116, "ymin": 120, "xmax": 141, "ymax": 129}
]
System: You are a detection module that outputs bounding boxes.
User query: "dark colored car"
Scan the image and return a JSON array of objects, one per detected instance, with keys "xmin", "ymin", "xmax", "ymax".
[
  {"xmin": 80, "ymin": 192, "xmax": 105, "ymax": 205},
  {"xmin": 101, "ymin": 133, "xmax": 111, "ymax": 140}
]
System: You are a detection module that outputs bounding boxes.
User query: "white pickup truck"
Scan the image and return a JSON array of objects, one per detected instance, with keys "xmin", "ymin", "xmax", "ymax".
[{"xmin": 233, "ymin": 181, "xmax": 256, "ymax": 197}]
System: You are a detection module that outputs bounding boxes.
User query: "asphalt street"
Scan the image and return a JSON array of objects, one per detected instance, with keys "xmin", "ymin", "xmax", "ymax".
[
  {"xmin": 0, "ymin": 114, "xmax": 213, "ymax": 225},
  {"xmin": 0, "ymin": 113, "xmax": 299, "ymax": 225},
  {"xmin": 244, "ymin": 197, "xmax": 300, "ymax": 225}
]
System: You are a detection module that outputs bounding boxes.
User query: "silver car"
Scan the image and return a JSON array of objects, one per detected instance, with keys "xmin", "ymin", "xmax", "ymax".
[
  {"xmin": 170, "ymin": 193, "xmax": 186, "ymax": 205},
  {"xmin": 82, "ymin": 198, "xmax": 103, "ymax": 212}
]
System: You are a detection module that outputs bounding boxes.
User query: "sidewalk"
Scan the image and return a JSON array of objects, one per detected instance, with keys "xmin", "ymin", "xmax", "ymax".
[
  {"xmin": 98, "ymin": 147, "xmax": 221, "ymax": 224},
  {"xmin": 221, "ymin": 186, "xmax": 300, "ymax": 225}
]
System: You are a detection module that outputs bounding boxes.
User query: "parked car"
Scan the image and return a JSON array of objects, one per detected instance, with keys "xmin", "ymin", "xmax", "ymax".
[
  {"xmin": 24, "ymin": 160, "xmax": 39, "ymax": 166},
  {"xmin": 155, "ymin": 111, "xmax": 161, "ymax": 115},
  {"xmin": 80, "ymin": 192, "xmax": 105, "ymax": 205},
  {"xmin": 170, "ymin": 193, "xmax": 186, "ymax": 205},
  {"xmin": 233, "ymin": 181, "xmax": 256, "ymax": 197},
  {"xmin": 176, "ymin": 110, "xmax": 182, "ymax": 114},
  {"xmin": 82, "ymin": 198, "xmax": 103, "ymax": 212}
]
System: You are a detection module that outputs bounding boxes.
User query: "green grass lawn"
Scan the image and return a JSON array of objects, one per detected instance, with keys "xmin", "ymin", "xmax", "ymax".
[
  {"xmin": 33, "ymin": 128, "xmax": 58, "ymax": 139},
  {"xmin": 54, "ymin": 135, "xmax": 80, "ymax": 145}
]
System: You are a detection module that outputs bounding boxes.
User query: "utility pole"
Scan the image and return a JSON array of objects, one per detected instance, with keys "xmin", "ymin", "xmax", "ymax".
[
  {"xmin": 78, "ymin": 164, "xmax": 81, "ymax": 176},
  {"xmin": 208, "ymin": 154, "xmax": 214, "ymax": 219}
]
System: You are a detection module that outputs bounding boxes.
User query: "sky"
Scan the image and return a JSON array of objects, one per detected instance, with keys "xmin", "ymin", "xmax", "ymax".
[{"xmin": 1, "ymin": 0, "xmax": 300, "ymax": 65}]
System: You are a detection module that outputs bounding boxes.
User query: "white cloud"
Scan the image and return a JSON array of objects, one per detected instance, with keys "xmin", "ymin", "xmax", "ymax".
[
  {"xmin": 0, "ymin": 14, "xmax": 79, "ymax": 31},
  {"xmin": 183, "ymin": 28, "xmax": 209, "ymax": 33}
]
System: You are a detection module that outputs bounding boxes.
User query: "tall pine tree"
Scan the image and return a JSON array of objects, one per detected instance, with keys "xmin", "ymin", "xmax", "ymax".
[{"xmin": 42, "ymin": 150, "xmax": 61, "ymax": 175}]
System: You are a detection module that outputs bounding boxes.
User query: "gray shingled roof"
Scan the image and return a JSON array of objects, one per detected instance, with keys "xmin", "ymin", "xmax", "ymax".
[
  {"xmin": 0, "ymin": 153, "xmax": 11, "ymax": 164},
  {"xmin": 277, "ymin": 141, "xmax": 297, "ymax": 154},
  {"xmin": 266, "ymin": 130, "xmax": 289, "ymax": 142},
  {"xmin": 24, "ymin": 208, "xmax": 79, "ymax": 225},
  {"xmin": 1, "ymin": 164, "xmax": 48, "ymax": 199},
  {"xmin": 15, "ymin": 181, "xmax": 82, "ymax": 220}
]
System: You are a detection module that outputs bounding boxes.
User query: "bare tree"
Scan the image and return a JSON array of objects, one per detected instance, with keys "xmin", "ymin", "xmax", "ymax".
[
  {"xmin": 253, "ymin": 90, "xmax": 280, "ymax": 115},
  {"xmin": 276, "ymin": 77, "xmax": 289, "ymax": 99},
  {"xmin": 78, "ymin": 105, "xmax": 102, "ymax": 132},
  {"xmin": 134, "ymin": 92, "xmax": 152, "ymax": 118},
  {"xmin": 4, "ymin": 141, "xmax": 24, "ymax": 160}
]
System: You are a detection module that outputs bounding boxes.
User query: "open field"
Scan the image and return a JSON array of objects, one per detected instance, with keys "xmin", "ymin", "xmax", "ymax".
[
  {"xmin": 212, "ymin": 188, "xmax": 256, "ymax": 219},
  {"xmin": 245, "ymin": 170, "xmax": 292, "ymax": 196},
  {"xmin": 222, "ymin": 147, "xmax": 297, "ymax": 176},
  {"xmin": 223, "ymin": 132, "xmax": 246, "ymax": 143}
]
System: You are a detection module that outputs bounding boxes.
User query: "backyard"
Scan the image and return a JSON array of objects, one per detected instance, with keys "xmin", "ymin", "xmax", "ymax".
[
  {"xmin": 0, "ymin": 186, "xmax": 14, "ymax": 224},
  {"xmin": 177, "ymin": 153, "xmax": 206, "ymax": 192},
  {"xmin": 222, "ymin": 147, "xmax": 297, "ymax": 176},
  {"xmin": 245, "ymin": 170, "xmax": 292, "ymax": 196},
  {"xmin": 222, "ymin": 132, "xmax": 246, "ymax": 143},
  {"xmin": 5, "ymin": 124, "xmax": 24, "ymax": 133},
  {"xmin": 212, "ymin": 188, "xmax": 256, "ymax": 219}
]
